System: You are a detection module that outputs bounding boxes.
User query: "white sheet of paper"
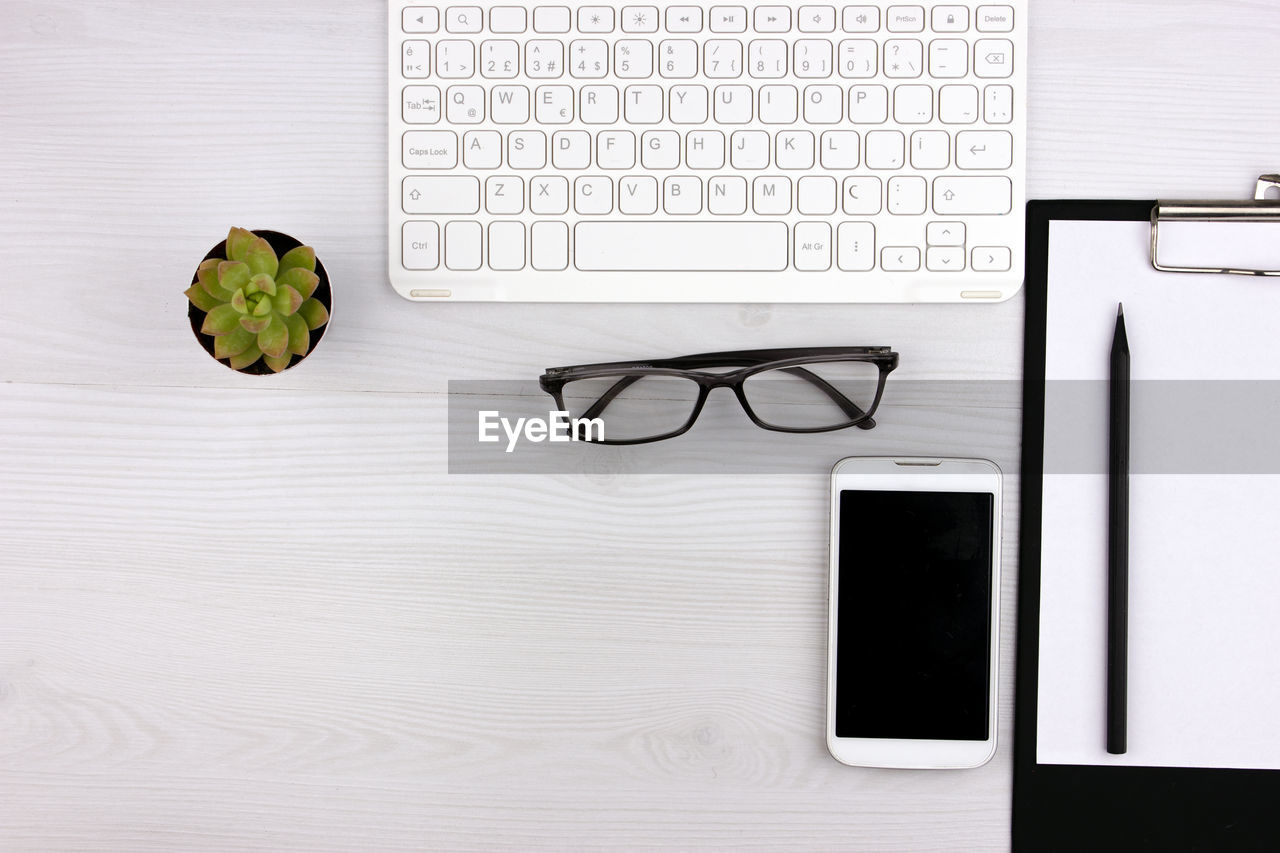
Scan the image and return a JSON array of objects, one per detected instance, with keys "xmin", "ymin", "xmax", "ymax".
[{"xmin": 1037, "ymin": 219, "xmax": 1280, "ymax": 769}]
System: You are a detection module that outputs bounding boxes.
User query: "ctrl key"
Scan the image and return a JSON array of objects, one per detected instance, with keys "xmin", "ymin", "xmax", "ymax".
[{"xmin": 402, "ymin": 221, "xmax": 439, "ymax": 270}]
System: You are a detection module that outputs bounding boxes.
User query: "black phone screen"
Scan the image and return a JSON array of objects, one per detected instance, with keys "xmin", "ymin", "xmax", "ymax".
[{"xmin": 835, "ymin": 489, "xmax": 994, "ymax": 741}]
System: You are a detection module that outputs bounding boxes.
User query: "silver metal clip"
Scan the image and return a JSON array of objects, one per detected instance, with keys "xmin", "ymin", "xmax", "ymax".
[{"xmin": 1150, "ymin": 175, "xmax": 1280, "ymax": 276}]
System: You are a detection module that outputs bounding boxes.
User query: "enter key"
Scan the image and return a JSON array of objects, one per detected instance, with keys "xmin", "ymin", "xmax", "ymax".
[{"xmin": 956, "ymin": 131, "xmax": 1013, "ymax": 170}]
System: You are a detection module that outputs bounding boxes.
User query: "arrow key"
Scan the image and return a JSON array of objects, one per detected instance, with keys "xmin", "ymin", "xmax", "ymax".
[
  {"xmin": 926, "ymin": 246, "xmax": 965, "ymax": 271},
  {"xmin": 881, "ymin": 246, "xmax": 921, "ymax": 272},
  {"xmin": 972, "ymin": 246, "xmax": 1012, "ymax": 272},
  {"xmin": 402, "ymin": 7, "xmax": 440, "ymax": 33},
  {"xmin": 926, "ymin": 221, "xmax": 965, "ymax": 246}
]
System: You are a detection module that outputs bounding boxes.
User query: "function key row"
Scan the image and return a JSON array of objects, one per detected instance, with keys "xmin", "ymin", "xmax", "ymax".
[{"xmin": 404, "ymin": 5, "xmax": 1016, "ymax": 36}]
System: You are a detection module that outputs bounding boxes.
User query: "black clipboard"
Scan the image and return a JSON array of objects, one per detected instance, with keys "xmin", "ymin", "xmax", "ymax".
[{"xmin": 1015, "ymin": 196, "xmax": 1280, "ymax": 852}]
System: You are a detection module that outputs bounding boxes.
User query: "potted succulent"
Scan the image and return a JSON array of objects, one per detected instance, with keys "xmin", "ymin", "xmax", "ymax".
[{"xmin": 185, "ymin": 227, "xmax": 331, "ymax": 373}]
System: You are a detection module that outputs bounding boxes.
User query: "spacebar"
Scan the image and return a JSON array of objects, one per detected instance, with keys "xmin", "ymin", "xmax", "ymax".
[{"xmin": 574, "ymin": 222, "xmax": 789, "ymax": 271}]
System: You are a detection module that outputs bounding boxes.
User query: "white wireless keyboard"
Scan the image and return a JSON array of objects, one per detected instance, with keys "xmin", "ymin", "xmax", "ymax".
[{"xmin": 388, "ymin": 2, "xmax": 1026, "ymax": 302}]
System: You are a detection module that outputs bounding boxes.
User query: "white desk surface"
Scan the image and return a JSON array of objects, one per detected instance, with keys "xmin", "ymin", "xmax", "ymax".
[{"xmin": 1, "ymin": 1, "xmax": 1277, "ymax": 849}]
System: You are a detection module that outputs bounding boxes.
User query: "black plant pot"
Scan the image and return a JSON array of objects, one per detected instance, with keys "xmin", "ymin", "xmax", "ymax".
[{"xmin": 188, "ymin": 230, "xmax": 332, "ymax": 375}]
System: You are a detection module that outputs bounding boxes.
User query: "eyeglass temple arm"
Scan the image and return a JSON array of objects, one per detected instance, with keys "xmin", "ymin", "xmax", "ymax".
[
  {"xmin": 779, "ymin": 366, "xmax": 877, "ymax": 430},
  {"xmin": 578, "ymin": 375, "xmax": 644, "ymax": 421}
]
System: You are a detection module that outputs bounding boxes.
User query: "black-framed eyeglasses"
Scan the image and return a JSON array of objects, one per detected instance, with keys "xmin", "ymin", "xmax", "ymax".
[{"xmin": 538, "ymin": 347, "xmax": 899, "ymax": 445}]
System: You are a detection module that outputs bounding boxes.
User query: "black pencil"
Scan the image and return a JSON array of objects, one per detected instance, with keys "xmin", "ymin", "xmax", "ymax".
[{"xmin": 1107, "ymin": 303, "xmax": 1130, "ymax": 755}]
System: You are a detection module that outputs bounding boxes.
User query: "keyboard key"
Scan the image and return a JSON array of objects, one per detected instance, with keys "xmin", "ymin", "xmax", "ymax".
[
  {"xmin": 842, "ymin": 6, "xmax": 880, "ymax": 33},
  {"xmin": 715, "ymin": 85, "xmax": 754, "ymax": 123},
  {"xmin": 663, "ymin": 176, "xmax": 703, "ymax": 213},
  {"xmin": 730, "ymin": 130, "xmax": 769, "ymax": 168},
  {"xmin": 578, "ymin": 6, "xmax": 614, "ymax": 32},
  {"xmin": 402, "ymin": 222, "xmax": 440, "ymax": 270},
  {"xmin": 837, "ymin": 222, "xmax": 876, "ymax": 271},
  {"xmin": 838, "ymin": 39, "xmax": 877, "ymax": 78},
  {"xmin": 926, "ymin": 221, "xmax": 965, "ymax": 246},
  {"xmin": 488, "ymin": 222, "xmax": 526, "ymax": 269},
  {"xmin": 708, "ymin": 176, "xmax": 748, "ymax": 213},
  {"xmin": 401, "ymin": 129, "xmax": 458, "ymax": 169},
  {"xmin": 402, "ymin": 40, "xmax": 430, "ymax": 78},
  {"xmin": 884, "ymin": 39, "xmax": 923, "ymax": 77},
  {"xmin": 491, "ymin": 85, "xmax": 530, "ymax": 123},
  {"xmin": 752, "ymin": 175, "xmax": 791, "ymax": 213},
  {"xmin": 580, "ymin": 84, "xmax": 620, "ymax": 123},
  {"xmin": 481, "ymin": 40, "xmax": 520, "ymax": 78},
  {"xmin": 797, "ymin": 175, "xmax": 837, "ymax": 214},
  {"xmin": 975, "ymin": 39, "xmax": 1013, "ymax": 78},
  {"xmin": 976, "ymin": 5, "xmax": 1015, "ymax": 33},
  {"xmin": 984, "ymin": 84, "xmax": 1014, "ymax": 123},
  {"xmin": 793, "ymin": 222, "xmax": 834, "ymax": 268},
  {"xmin": 532, "ymin": 6, "xmax": 571, "ymax": 33},
  {"xmin": 575, "ymin": 176, "xmax": 613, "ymax": 213},
  {"xmin": 886, "ymin": 6, "xmax": 926, "ymax": 32},
  {"xmin": 794, "ymin": 39, "xmax": 834, "ymax": 77},
  {"xmin": 932, "ymin": 176, "xmax": 1012, "ymax": 214},
  {"xmin": 486, "ymin": 175, "xmax": 525, "ymax": 213},
  {"xmin": 887, "ymin": 175, "xmax": 927, "ymax": 214},
  {"xmin": 490, "ymin": 7, "xmax": 527, "ymax": 33},
  {"xmin": 710, "ymin": 6, "xmax": 748, "ymax": 33},
  {"xmin": 972, "ymin": 245, "xmax": 1012, "ymax": 270},
  {"xmin": 618, "ymin": 175, "xmax": 659, "ymax": 214},
  {"xmin": 403, "ymin": 176, "xmax": 480, "ymax": 214},
  {"xmin": 932, "ymin": 6, "xmax": 969, "ymax": 32},
  {"xmin": 535, "ymin": 85, "xmax": 574, "ymax": 123},
  {"xmin": 403, "ymin": 8, "xmax": 440, "ymax": 34},
  {"xmin": 402, "ymin": 85, "xmax": 442, "ymax": 124},
  {"xmin": 893, "ymin": 85, "xmax": 933, "ymax": 123},
  {"xmin": 798, "ymin": 6, "xmax": 836, "ymax": 33},
  {"xmin": 865, "ymin": 130, "xmax": 904, "ymax": 168},
  {"xmin": 848, "ymin": 84, "xmax": 888, "ymax": 122},
  {"xmin": 573, "ymin": 222, "xmax": 788, "ymax": 270},
  {"xmin": 956, "ymin": 130, "xmax": 1013, "ymax": 169},
  {"xmin": 445, "ymin": 7, "xmax": 483, "ymax": 33},
  {"xmin": 527, "ymin": 41, "xmax": 564, "ymax": 77},
  {"xmin": 803, "ymin": 85, "xmax": 843, "ymax": 123},
  {"xmin": 666, "ymin": 6, "xmax": 704, "ymax": 32},
  {"xmin": 749, "ymin": 40, "xmax": 788, "ymax": 78},
  {"xmin": 446, "ymin": 85, "xmax": 485, "ymax": 123},
  {"xmin": 464, "ymin": 130, "xmax": 504, "ymax": 169},
  {"xmin": 819, "ymin": 131, "xmax": 859, "ymax": 168},
  {"xmin": 529, "ymin": 175, "xmax": 569, "ymax": 214},
  {"xmin": 445, "ymin": 221, "xmax": 483, "ymax": 270},
  {"xmin": 909, "ymin": 130, "xmax": 950, "ymax": 169},
  {"xmin": 508, "ymin": 130, "xmax": 547, "ymax": 168},
  {"xmin": 659, "ymin": 40, "xmax": 699, "ymax": 78},
  {"xmin": 435, "ymin": 41, "xmax": 474, "ymax": 78},
  {"xmin": 939, "ymin": 84, "xmax": 979, "ymax": 123},
  {"xmin": 622, "ymin": 6, "xmax": 660, "ymax": 33},
  {"xmin": 569, "ymin": 39, "xmax": 609, "ymax": 78},
  {"xmin": 641, "ymin": 130, "xmax": 681, "ymax": 168},
  {"xmin": 759, "ymin": 86, "xmax": 799, "ymax": 124},
  {"xmin": 775, "ymin": 129, "xmax": 814, "ymax": 167},
  {"xmin": 881, "ymin": 246, "xmax": 921, "ymax": 271},
  {"xmin": 754, "ymin": 6, "xmax": 791, "ymax": 32},
  {"xmin": 597, "ymin": 131, "xmax": 637, "ymax": 168},
  {"xmin": 794, "ymin": 222, "xmax": 832, "ymax": 270},
  {"xmin": 531, "ymin": 222, "xmax": 569, "ymax": 270},
  {"xmin": 624, "ymin": 85, "xmax": 664, "ymax": 123},
  {"xmin": 686, "ymin": 130, "xmax": 725, "ymax": 168},
  {"xmin": 669, "ymin": 85, "xmax": 708, "ymax": 123},
  {"xmin": 929, "ymin": 38, "xmax": 968, "ymax": 77},
  {"xmin": 705, "ymin": 40, "xmax": 743, "ymax": 77},
  {"xmin": 926, "ymin": 245, "xmax": 964, "ymax": 270},
  {"xmin": 552, "ymin": 130, "xmax": 592, "ymax": 168},
  {"xmin": 842, "ymin": 177, "xmax": 882, "ymax": 214},
  {"xmin": 616, "ymin": 41, "xmax": 654, "ymax": 77}
]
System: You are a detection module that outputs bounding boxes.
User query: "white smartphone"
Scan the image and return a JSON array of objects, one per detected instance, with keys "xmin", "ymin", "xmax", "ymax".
[{"xmin": 826, "ymin": 457, "xmax": 1002, "ymax": 769}]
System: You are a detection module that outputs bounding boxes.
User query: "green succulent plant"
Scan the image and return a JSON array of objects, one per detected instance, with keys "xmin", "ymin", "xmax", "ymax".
[{"xmin": 185, "ymin": 227, "xmax": 329, "ymax": 372}]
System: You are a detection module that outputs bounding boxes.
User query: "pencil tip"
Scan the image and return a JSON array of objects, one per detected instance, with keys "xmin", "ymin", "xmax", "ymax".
[{"xmin": 1117, "ymin": 302, "xmax": 1124, "ymax": 317}]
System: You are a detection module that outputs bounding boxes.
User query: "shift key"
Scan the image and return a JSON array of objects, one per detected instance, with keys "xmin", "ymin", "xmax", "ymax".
[
  {"xmin": 932, "ymin": 176, "xmax": 1012, "ymax": 215},
  {"xmin": 402, "ymin": 176, "xmax": 480, "ymax": 214}
]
